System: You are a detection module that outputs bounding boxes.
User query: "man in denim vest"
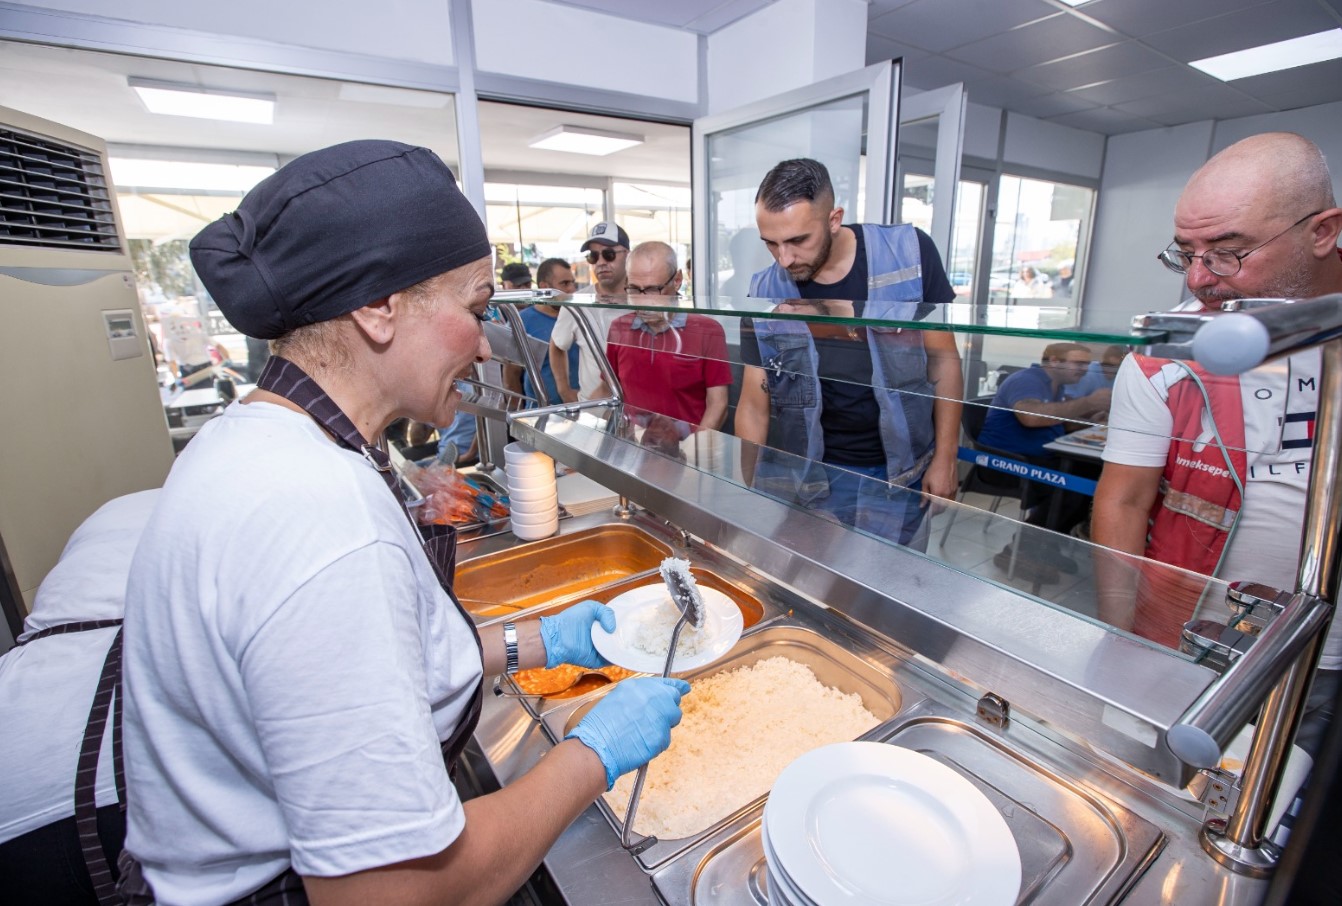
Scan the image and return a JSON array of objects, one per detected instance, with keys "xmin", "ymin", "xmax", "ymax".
[{"xmin": 734, "ymin": 158, "xmax": 962, "ymax": 551}]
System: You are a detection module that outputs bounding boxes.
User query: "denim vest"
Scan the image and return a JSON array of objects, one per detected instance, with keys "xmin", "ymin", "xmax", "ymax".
[{"xmin": 748, "ymin": 223, "xmax": 936, "ymax": 503}]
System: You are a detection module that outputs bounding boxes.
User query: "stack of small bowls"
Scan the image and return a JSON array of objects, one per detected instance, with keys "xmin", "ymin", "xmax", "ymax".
[{"xmin": 504, "ymin": 442, "xmax": 559, "ymax": 540}]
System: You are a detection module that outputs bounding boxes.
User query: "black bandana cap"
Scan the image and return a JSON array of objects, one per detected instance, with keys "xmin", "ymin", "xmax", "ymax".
[{"xmin": 190, "ymin": 140, "xmax": 490, "ymax": 340}]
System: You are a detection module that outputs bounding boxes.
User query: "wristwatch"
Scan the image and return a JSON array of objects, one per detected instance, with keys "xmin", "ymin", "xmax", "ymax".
[{"xmin": 503, "ymin": 622, "xmax": 520, "ymax": 675}]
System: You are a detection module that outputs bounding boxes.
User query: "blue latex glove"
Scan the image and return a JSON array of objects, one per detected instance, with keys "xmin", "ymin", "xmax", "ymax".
[
  {"xmin": 566, "ymin": 676, "xmax": 691, "ymax": 789},
  {"xmin": 539, "ymin": 600, "xmax": 616, "ymax": 669}
]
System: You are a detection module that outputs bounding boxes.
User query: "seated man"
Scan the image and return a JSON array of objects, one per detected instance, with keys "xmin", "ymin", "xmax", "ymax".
[
  {"xmin": 600, "ymin": 241, "xmax": 732, "ymax": 432},
  {"xmin": 0, "ymin": 490, "xmax": 159, "ymax": 902},
  {"xmin": 1065, "ymin": 344, "xmax": 1126, "ymax": 399},
  {"xmin": 976, "ymin": 343, "xmax": 1111, "ymax": 577}
]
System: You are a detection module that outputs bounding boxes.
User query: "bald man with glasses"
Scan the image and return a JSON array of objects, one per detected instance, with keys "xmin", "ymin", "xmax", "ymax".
[{"xmin": 1093, "ymin": 132, "xmax": 1342, "ymax": 755}]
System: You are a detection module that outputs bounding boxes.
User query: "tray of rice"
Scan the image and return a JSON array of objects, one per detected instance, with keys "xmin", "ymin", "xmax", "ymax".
[{"xmin": 544, "ymin": 624, "xmax": 903, "ymax": 868}]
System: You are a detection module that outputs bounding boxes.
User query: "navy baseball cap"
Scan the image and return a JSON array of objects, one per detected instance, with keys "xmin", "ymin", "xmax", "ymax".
[
  {"xmin": 190, "ymin": 140, "xmax": 490, "ymax": 339},
  {"xmin": 580, "ymin": 220, "xmax": 630, "ymax": 252}
]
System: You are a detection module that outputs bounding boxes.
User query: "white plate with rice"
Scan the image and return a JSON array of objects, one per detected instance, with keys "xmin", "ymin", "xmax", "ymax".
[{"xmin": 592, "ymin": 583, "xmax": 743, "ymax": 674}]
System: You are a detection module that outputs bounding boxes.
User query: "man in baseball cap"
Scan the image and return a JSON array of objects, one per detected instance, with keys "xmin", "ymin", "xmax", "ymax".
[{"xmin": 579, "ymin": 221, "xmax": 630, "ymax": 299}]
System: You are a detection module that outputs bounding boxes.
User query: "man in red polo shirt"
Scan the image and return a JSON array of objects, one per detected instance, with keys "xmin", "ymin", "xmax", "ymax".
[{"xmin": 601, "ymin": 241, "xmax": 732, "ymax": 431}]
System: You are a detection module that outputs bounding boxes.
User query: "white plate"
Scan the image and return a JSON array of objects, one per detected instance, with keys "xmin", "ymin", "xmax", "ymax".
[
  {"xmin": 591, "ymin": 582, "xmax": 743, "ymax": 674},
  {"xmin": 764, "ymin": 742, "xmax": 1020, "ymax": 906},
  {"xmin": 762, "ymin": 815, "xmax": 817, "ymax": 906}
]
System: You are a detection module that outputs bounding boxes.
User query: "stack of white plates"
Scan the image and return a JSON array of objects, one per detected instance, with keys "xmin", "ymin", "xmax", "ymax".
[
  {"xmin": 761, "ymin": 742, "xmax": 1021, "ymax": 906},
  {"xmin": 504, "ymin": 442, "xmax": 558, "ymax": 540}
]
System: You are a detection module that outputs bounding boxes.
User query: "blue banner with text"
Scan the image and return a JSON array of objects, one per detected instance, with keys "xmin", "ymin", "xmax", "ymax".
[{"xmin": 957, "ymin": 447, "xmax": 1097, "ymax": 497}]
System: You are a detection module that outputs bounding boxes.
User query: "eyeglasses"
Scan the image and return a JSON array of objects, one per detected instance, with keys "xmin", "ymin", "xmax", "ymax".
[
  {"xmin": 1158, "ymin": 210, "xmax": 1322, "ymax": 277},
  {"xmin": 627, "ymin": 275, "xmax": 676, "ymax": 295},
  {"xmin": 586, "ymin": 247, "xmax": 625, "ymax": 264}
]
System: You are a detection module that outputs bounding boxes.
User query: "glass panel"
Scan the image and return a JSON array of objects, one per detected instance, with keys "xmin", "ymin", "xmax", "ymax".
[
  {"xmin": 505, "ymin": 297, "xmax": 1256, "ymax": 666},
  {"xmin": 949, "ymin": 181, "xmax": 985, "ymax": 301},
  {"xmin": 484, "ymin": 182, "xmax": 605, "ymax": 289},
  {"xmin": 989, "ymin": 175, "xmax": 1093, "ymax": 308},
  {"xmin": 704, "ymin": 93, "xmax": 869, "ymax": 309},
  {"xmin": 613, "ymin": 182, "xmax": 691, "ymax": 291}
]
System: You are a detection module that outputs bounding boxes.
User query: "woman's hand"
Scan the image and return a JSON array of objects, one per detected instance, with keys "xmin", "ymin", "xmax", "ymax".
[
  {"xmin": 565, "ymin": 676, "xmax": 691, "ymax": 789},
  {"xmin": 538, "ymin": 600, "xmax": 615, "ymax": 668}
]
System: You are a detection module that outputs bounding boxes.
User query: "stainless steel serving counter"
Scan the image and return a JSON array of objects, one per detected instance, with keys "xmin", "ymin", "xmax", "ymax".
[{"xmin": 456, "ymin": 508, "xmax": 1272, "ymax": 906}]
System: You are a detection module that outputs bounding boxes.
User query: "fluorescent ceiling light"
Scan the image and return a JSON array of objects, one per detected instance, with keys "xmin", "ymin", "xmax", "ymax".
[
  {"xmin": 109, "ymin": 158, "xmax": 275, "ymax": 193},
  {"xmin": 129, "ymin": 77, "xmax": 275, "ymax": 124},
  {"xmin": 528, "ymin": 125, "xmax": 643, "ymax": 156},
  {"xmin": 1191, "ymin": 28, "xmax": 1342, "ymax": 81}
]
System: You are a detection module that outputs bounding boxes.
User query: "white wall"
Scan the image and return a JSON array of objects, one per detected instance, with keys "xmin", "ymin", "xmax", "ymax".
[
  {"xmin": 1085, "ymin": 121, "xmax": 1214, "ymax": 320},
  {"xmin": 1210, "ymin": 100, "xmax": 1342, "ymax": 204},
  {"xmin": 18, "ymin": 0, "xmax": 454, "ymax": 65},
  {"xmin": 706, "ymin": 0, "xmax": 867, "ymax": 114},
  {"xmin": 959, "ymin": 102, "xmax": 1105, "ymax": 181},
  {"xmin": 1003, "ymin": 113, "xmax": 1105, "ymax": 181},
  {"xmin": 473, "ymin": 0, "xmax": 698, "ymax": 104}
]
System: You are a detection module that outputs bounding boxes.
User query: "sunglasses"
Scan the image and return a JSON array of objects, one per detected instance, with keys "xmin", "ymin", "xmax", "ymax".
[{"xmin": 586, "ymin": 247, "xmax": 625, "ymax": 264}]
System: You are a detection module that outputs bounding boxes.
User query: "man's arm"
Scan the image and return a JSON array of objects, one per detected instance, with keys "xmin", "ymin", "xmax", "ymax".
[
  {"xmin": 733, "ymin": 365, "xmax": 770, "ymax": 484},
  {"xmin": 548, "ymin": 340, "xmax": 578, "ymax": 403},
  {"xmin": 1012, "ymin": 388, "xmax": 1111, "ymax": 428},
  {"xmin": 1091, "ymin": 462, "xmax": 1162, "ymax": 628},
  {"xmin": 921, "ymin": 329, "xmax": 963, "ymax": 503},
  {"xmin": 699, "ymin": 385, "xmax": 728, "ymax": 432}
]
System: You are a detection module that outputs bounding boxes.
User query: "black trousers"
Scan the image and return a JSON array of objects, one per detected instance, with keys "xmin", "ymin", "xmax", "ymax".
[{"xmin": 0, "ymin": 806, "xmax": 125, "ymax": 905}]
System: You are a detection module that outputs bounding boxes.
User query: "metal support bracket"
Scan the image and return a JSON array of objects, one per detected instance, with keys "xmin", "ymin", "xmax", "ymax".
[{"xmin": 976, "ymin": 692, "xmax": 1010, "ymax": 729}]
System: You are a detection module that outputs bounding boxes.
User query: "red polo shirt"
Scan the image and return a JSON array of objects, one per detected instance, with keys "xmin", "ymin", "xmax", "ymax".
[{"xmin": 606, "ymin": 312, "xmax": 732, "ymax": 426}]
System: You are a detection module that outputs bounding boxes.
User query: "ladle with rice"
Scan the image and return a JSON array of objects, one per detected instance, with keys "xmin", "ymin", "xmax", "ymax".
[{"xmin": 620, "ymin": 557, "xmax": 704, "ymax": 851}]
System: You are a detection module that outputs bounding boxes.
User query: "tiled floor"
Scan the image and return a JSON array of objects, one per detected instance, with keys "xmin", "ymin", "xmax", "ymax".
[{"xmin": 924, "ymin": 492, "xmax": 1102, "ymax": 620}]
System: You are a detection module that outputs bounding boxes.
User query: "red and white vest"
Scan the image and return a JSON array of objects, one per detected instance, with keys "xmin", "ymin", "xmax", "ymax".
[{"xmin": 1132, "ymin": 354, "xmax": 1248, "ymax": 647}]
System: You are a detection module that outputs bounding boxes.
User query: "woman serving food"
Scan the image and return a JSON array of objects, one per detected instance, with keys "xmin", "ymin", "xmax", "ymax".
[{"xmin": 119, "ymin": 140, "xmax": 688, "ymax": 905}]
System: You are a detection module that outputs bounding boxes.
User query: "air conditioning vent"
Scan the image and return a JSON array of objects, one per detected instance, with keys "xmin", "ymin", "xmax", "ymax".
[{"xmin": 0, "ymin": 126, "xmax": 120, "ymax": 252}]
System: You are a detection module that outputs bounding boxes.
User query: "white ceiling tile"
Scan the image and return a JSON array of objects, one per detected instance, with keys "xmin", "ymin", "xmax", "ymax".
[
  {"xmin": 945, "ymin": 13, "xmax": 1116, "ymax": 72},
  {"xmin": 869, "ymin": 0, "xmax": 1058, "ymax": 54},
  {"xmin": 1008, "ymin": 91, "xmax": 1100, "ymax": 120},
  {"xmin": 1047, "ymin": 106, "xmax": 1165, "ymax": 135},
  {"xmin": 900, "ymin": 55, "xmax": 997, "ymax": 91},
  {"xmin": 960, "ymin": 76, "xmax": 1053, "ymax": 110},
  {"xmin": 1230, "ymin": 58, "xmax": 1342, "ymax": 111},
  {"xmin": 1114, "ymin": 83, "xmax": 1277, "ymax": 124},
  {"xmin": 867, "ymin": 33, "xmax": 931, "ymax": 66},
  {"xmin": 1066, "ymin": 66, "xmax": 1218, "ymax": 106},
  {"xmin": 1019, "ymin": 41, "xmax": 1174, "ymax": 92},
  {"xmin": 868, "ymin": 0, "xmax": 921, "ymax": 15},
  {"xmin": 1076, "ymin": 0, "xmax": 1278, "ymax": 39},
  {"xmin": 1140, "ymin": 0, "xmax": 1339, "ymax": 63}
]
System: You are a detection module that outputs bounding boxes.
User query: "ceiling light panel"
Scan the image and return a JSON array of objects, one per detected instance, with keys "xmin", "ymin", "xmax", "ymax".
[
  {"xmin": 1191, "ymin": 29, "xmax": 1342, "ymax": 81},
  {"xmin": 129, "ymin": 78, "xmax": 275, "ymax": 124},
  {"xmin": 528, "ymin": 125, "xmax": 644, "ymax": 156}
]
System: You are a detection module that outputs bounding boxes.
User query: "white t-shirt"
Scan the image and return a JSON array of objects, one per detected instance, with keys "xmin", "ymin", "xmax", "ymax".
[
  {"xmin": 122, "ymin": 402, "xmax": 482, "ymax": 905},
  {"xmin": 1104, "ymin": 349, "xmax": 1336, "ymax": 668},
  {"xmin": 0, "ymin": 490, "xmax": 158, "ymax": 844},
  {"xmin": 551, "ymin": 305, "xmax": 621, "ymax": 400}
]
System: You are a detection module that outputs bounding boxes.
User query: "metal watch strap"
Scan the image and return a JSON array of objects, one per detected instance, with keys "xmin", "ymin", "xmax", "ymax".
[{"xmin": 503, "ymin": 622, "xmax": 520, "ymax": 675}]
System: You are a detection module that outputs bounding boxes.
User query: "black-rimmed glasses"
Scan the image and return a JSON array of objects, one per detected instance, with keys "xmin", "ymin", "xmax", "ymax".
[
  {"xmin": 586, "ymin": 247, "xmax": 625, "ymax": 264},
  {"xmin": 627, "ymin": 275, "xmax": 676, "ymax": 295},
  {"xmin": 1158, "ymin": 210, "xmax": 1322, "ymax": 277}
]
